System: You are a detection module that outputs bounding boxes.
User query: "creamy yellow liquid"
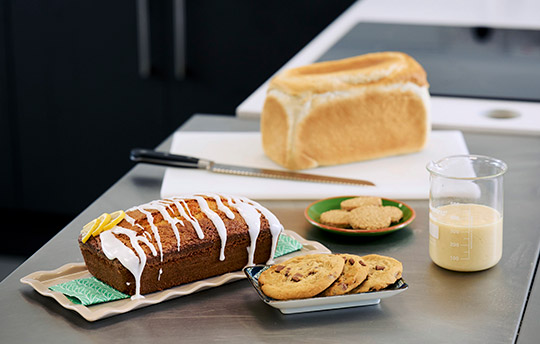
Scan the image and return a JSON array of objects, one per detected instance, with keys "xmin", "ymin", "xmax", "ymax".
[{"xmin": 429, "ymin": 203, "xmax": 502, "ymax": 272}]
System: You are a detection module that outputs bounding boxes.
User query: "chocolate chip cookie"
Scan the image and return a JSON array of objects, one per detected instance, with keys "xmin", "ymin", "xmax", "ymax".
[
  {"xmin": 349, "ymin": 254, "xmax": 403, "ymax": 293},
  {"xmin": 320, "ymin": 254, "xmax": 369, "ymax": 296},
  {"xmin": 258, "ymin": 254, "xmax": 345, "ymax": 300}
]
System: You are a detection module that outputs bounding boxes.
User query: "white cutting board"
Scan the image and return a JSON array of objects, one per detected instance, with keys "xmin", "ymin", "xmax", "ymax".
[{"xmin": 160, "ymin": 131, "xmax": 468, "ymax": 200}]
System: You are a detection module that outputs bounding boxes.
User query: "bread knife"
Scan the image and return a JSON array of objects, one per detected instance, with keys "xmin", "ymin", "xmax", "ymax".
[{"xmin": 130, "ymin": 148, "xmax": 375, "ymax": 186}]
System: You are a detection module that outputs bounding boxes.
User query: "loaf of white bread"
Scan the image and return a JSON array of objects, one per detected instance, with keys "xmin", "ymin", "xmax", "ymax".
[{"xmin": 261, "ymin": 51, "xmax": 430, "ymax": 170}]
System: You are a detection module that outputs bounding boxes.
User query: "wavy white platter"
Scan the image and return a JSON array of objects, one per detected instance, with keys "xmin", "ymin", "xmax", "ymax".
[{"xmin": 20, "ymin": 230, "xmax": 330, "ymax": 321}]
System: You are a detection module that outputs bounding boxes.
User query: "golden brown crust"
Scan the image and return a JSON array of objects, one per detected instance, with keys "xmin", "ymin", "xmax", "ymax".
[
  {"xmin": 261, "ymin": 96, "xmax": 292, "ymax": 168},
  {"xmin": 261, "ymin": 51, "xmax": 430, "ymax": 170},
  {"xmin": 79, "ymin": 197, "xmax": 275, "ymax": 295},
  {"xmin": 270, "ymin": 52, "xmax": 428, "ymax": 95},
  {"xmin": 80, "ymin": 231, "xmax": 272, "ymax": 295},
  {"xmin": 298, "ymin": 89, "xmax": 428, "ymax": 167}
]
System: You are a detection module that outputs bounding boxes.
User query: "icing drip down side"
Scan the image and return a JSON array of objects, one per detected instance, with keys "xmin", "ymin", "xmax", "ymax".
[{"xmin": 97, "ymin": 194, "xmax": 283, "ymax": 299}]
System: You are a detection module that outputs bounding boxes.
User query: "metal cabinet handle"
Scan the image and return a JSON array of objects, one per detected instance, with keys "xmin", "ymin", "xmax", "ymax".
[
  {"xmin": 136, "ymin": 0, "xmax": 151, "ymax": 78},
  {"xmin": 173, "ymin": 0, "xmax": 186, "ymax": 80}
]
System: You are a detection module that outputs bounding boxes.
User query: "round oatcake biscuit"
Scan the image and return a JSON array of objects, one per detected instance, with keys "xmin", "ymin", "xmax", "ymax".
[
  {"xmin": 383, "ymin": 206, "xmax": 403, "ymax": 223},
  {"xmin": 340, "ymin": 196, "xmax": 382, "ymax": 211},
  {"xmin": 258, "ymin": 254, "xmax": 345, "ymax": 300},
  {"xmin": 320, "ymin": 254, "xmax": 369, "ymax": 296},
  {"xmin": 319, "ymin": 209, "xmax": 351, "ymax": 228},
  {"xmin": 349, "ymin": 254, "xmax": 403, "ymax": 293},
  {"xmin": 349, "ymin": 206, "xmax": 392, "ymax": 230}
]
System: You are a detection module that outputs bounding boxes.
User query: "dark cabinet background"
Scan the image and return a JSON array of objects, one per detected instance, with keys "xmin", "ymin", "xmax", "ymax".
[{"xmin": 0, "ymin": 1, "xmax": 355, "ymax": 256}]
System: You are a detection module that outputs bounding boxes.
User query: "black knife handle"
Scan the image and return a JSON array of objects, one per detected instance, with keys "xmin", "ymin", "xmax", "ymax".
[{"xmin": 130, "ymin": 148, "xmax": 201, "ymax": 168}]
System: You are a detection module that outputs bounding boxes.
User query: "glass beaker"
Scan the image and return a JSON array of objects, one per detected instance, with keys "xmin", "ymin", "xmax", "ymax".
[{"xmin": 426, "ymin": 155, "xmax": 507, "ymax": 272}]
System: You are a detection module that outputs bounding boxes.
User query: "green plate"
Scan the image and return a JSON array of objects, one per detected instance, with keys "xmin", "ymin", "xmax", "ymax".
[{"xmin": 304, "ymin": 196, "xmax": 416, "ymax": 236}]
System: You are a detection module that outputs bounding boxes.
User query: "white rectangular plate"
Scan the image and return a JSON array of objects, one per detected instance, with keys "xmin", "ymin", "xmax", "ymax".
[{"xmin": 20, "ymin": 230, "xmax": 330, "ymax": 321}]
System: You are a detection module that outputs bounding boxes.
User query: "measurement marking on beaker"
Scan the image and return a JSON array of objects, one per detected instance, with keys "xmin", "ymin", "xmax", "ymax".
[
  {"xmin": 460, "ymin": 230, "xmax": 472, "ymax": 261},
  {"xmin": 448, "ymin": 230, "xmax": 472, "ymax": 261}
]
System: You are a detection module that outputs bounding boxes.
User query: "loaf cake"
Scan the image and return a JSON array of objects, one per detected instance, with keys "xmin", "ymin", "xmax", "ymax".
[
  {"xmin": 78, "ymin": 194, "xmax": 283, "ymax": 299},
  {"xmin": 261, "ymin": 51, "xmax": 430, "ymax": 170}
]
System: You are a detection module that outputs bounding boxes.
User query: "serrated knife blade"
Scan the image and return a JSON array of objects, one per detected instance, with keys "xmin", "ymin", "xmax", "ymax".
[{"xmin": 130, "ymin": 148, "xmax": 375, "ymax": 186}]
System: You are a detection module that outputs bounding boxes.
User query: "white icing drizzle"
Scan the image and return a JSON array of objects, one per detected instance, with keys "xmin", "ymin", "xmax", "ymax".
[
  {"xmin": 197, "ymin": 193, "xmax": 235, "ymax": 219},
  {"xmin": 223, "ymin": 195, "xmax": 261, "ymax": 266},
  {"xmin": 162, "ymin": 202, "xmax": 185, "ymax": 226},
  {"xmin": 123, "ymin": 213, "xmax": 146, "ymax": 231},
  {"xmin": 124, "ymin": 213, "xmax": 159, "ymax": 256},
  {"xmin": 192, "ymin": 195, "xmax": 228, "ymax": 261},
  {"xmin": 169, "ymin": 198, "xmax": 205, "ymax": 239},
  {"xmin": 149, "ymin": 200, "xmax": 183, "ymax": 251},
  {"xmin": 132, "ymin": 206, "xmax": 164, "ymax": 261},
  {"xmin": 239, "ymin": 197, "xmax": 284, "ymax": 264},
  {"xmin": 101, "ymin": 227, "xmax": 157, "ymax": 300},
  {"xmin": 143, "ymin": 231, "xmax": 152, "ymax": 241},
  {"xmin": 97, "ymin": 193, "xmax": 283, "ymax": 300}
]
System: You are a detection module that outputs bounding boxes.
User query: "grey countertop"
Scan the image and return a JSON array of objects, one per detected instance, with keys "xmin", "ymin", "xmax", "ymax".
[{"xmin": 1, "ymin": 114, "xmax": 539, "ymax": 343}]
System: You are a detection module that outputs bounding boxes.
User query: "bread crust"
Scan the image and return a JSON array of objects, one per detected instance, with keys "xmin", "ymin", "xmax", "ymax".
[
  {"xmin": 261, "ymin": 52, "xmax": 430, "ymax": 170},
  {"xmin": 261, "ymin": 96, "xmax": 291, "ymax": 168},
  {"xmin": 270, "ymin": 51, "xmax": 428, "ymax": 95}
]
